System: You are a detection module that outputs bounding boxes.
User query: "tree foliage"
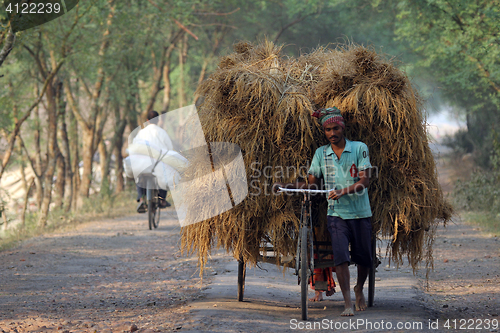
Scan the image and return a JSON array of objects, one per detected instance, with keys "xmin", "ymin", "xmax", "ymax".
[
  {"xmin": 386, "ymin": 0, "xmax": 500, "ymax": 168},
  {"xmin": 0, "ymin": 0, "xmax": 498, "ymax": 224}
]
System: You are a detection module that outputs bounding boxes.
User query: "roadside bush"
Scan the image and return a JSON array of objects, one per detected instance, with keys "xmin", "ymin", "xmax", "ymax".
[
  {"xmin": 442, "ymin": 129, "xmax": 474, "ymax": 155},
  {"xmin": 452, "ymin": 132, "xmax": 500, "ymax": 217},
  {"xmin": 452, "ymin": 170, "xmax": 500, "ymax": 214}
]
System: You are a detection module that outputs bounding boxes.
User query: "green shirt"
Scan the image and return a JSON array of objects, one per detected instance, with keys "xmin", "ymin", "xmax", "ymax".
[{"xmin": 308, "ymin": 139, "xmax": 372, "ymax": 219}]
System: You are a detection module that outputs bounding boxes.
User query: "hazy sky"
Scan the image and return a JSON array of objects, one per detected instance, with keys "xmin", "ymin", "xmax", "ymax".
[{"xmin": 426, "ymin": 109, "xmax": 465, "ymax": 142}]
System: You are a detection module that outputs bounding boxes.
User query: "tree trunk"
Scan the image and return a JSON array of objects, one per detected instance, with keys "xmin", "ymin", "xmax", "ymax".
[
  {"xmin": 67, "ymin": 93, "xmax": 80, "ymax": 211},
  {"xmin": 162, "ymin": 57, "xmax": 172, "ymax": 112},
  {"xmin": 98, "ymin": 139, "xmax": 110, "ymax": 194},
  {"xmin": 57, "ymin": 100, "xmax": 74, "ymax": 212},
  {"xmin": 0, "ymin": 27, "xmax": 15, "ymax": 68},
  {"xmin": 33, "ymin": 88, "xmax": 44, "ymax": 209},
  {"xmin": 101, "ymin": 105, "xmax": 127, "ymax": 195},
  {"xmin": 39, "ymin": 47, "xmax": 62, "ymax": 226},
  {"xmin": 18, "ymin": 134, "xmax": 43, "ymax": 216},
  {"xmin": 39, "ymin": 81, "xmax": 59, "ymax": 227},
  {"xmin": 80, "ymin": 127, "xmax": 94, "ymax": 197},
  {"xmin": 197, "ymin": 58, "xmax": 209, "ymax": 88},
  {"xmin": 114, "ymin": 136, "xmax": 125, "ymax": 193},
  {"xmin": 53, "ymin": 153, "xmax": 65, "ymax": 209},
  {"xmin": 175, "ymin": 34, "xmax": 189, "ymax": 140},
  {"xmin": 21, "ymin": 179, "xmax": 35, "ymax": 228},
  {"xmin": 143, "ymin": 49, "xmax": 164, "ymax": 116},
  {"xmin": 18, "ymin": 139, "xmax": 29, "ymax": 227},
  {"xmin": 113, "ymin": 105, "xmax": 126, "ymax": 193},
  {"xmin": 39, "ymin": 155, "xmax": 57, "ymax": 227},
  {"xmin": 16, "ymin": 67, "xmax": 63, "ymax": 214},
  {"xmin": 24, "ymin": 112, "xmax": 44, "ymax": 210},
  {"xmin": 178, "ymin": 33, "xmax": 189, "ymax": 109},
  {"xmin": 54, "ymin": 80, "xmax": 69, "ymax": 210},
  {"xmin": 18, "ymin": 140, "xmax": 27, "ymax": 193},
  {"xmin": 161, "ymin": 40, "xmax": 179, "ymax": 113}
]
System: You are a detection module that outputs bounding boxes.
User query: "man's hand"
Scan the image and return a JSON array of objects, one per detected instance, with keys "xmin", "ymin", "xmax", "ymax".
[
  {"xmin": 327, "ymin": 170, "xmax": 370, "ymax": 200},
  {"xmin": 273, "ymin": 175, "xmax": 320, "ymax": 194},
  {"xmin": 272, "ymin": 182, "xmax": 287, "ymax": 194},
  {"xmin": 328, "ymin": 189, "xmax": 344, "ymax": 200}
]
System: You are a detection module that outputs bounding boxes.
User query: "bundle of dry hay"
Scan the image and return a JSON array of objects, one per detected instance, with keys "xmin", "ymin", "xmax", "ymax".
[{"xmin": 181, "ymin": 40, "xmax": 452, "ymax": 275}]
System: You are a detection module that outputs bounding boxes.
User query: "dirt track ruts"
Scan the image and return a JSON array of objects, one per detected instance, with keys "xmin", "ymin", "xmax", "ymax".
[{"xmin": 0, "ymin": 209, "xmax": 216, "ymax": 333}]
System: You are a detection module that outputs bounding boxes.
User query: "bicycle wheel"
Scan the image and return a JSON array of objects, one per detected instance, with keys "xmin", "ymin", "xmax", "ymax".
[
  {"xmin": 148, "ymin": 189, "xmax": 155, "ymax": 230},
  {"xmin": 237, "ymin": 258, "xmax": 246, "ymax": 301},
  {"xmin": 300, "ymin": 225, "xmax": 309, "ymax": 320},
  {"xmin": 368, "ymin": 233, "xmax": 376, "ymax": 307},
  {"xmin": 295, "ymin": 230, "xmax": 301, "ymax": 277},
  {"xmin": 152, "ymin": 191, "xmax": 160, "ymax": 229},
  {"xmin": 153, "ymin": 202, "xmax": 160, "ymax": 228}
]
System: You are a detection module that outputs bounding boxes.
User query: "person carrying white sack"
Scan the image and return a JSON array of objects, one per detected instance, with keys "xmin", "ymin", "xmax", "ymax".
[{"xmin": 133, "ymin": 110, "xmax": 173, "ymax": 212}]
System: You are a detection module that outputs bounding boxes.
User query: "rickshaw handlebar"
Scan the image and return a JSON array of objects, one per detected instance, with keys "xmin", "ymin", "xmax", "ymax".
[{"xmin": 277, "ymin": 187, "xmax": 333, "ymax": 194}]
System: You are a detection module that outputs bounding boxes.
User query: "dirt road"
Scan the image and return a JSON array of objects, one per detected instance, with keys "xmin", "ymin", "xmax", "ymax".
[
  {"xmin": 180, "ymin": 218, "xmax": 499, "ymax": 332},
  {"xmin": 414, "ymin": 219, "xmax": 500, "ymax": 323},
  {"xmin": 1, "ymin": 209, "xmax": 498, "ymax": 332},
  {"xmin": 0, "ymin": 210, "xmax": 206, "ymax": 333}
]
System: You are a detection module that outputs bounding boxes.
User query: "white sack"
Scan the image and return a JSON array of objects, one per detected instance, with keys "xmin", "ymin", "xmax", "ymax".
[
  {"xmin": 124, "ymin": 154, "xmax": 181, "ymax": 190},
  {"xmin": 127, "ymin": 141, "xmax": 188, "ymax": 170}
]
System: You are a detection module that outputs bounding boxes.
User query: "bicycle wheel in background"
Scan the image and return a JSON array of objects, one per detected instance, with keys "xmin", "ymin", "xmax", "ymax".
[
  {"xmin": 148, "ymin": 189, "xmax": 156, "ymax": 230},
  {"xmin": 152, "ymin": 196, "xmax": 160, "ymax": 229}
]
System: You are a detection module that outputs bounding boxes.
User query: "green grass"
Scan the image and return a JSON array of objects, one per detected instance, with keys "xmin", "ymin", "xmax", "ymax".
[
  {"xmin": 461, "ymin": 211, "xmax": 500, "ymax": 236},
  {"xmin": 0, "ymin": 189, "xmax": 137, "ymax": 252}
]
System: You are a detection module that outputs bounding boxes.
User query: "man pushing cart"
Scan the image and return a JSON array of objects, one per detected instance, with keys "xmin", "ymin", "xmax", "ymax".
[{"xmin": 274, "ymin": 107, "xmax": 373, "ymax": 317}]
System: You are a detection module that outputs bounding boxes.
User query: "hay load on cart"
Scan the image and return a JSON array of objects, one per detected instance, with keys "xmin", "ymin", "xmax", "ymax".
[{"xmin": 180, "ymin": 40, "xmax": 453, "ymax": 276}]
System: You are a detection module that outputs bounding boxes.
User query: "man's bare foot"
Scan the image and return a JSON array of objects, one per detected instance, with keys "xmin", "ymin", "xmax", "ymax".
[
  {"xmin": 309, "ymin": 290, "xmax": 323, "ymax": 302},
  {"xmin": 354, "ymin": 285, "xmax": 367, "ymax": 311},
  {"xmin": 341, "ymin": 307, "xmax": 354, "ymax": 316},
  {"xmin": 325, "ymin": 288, "xmax": 335, "ymax": 297}
]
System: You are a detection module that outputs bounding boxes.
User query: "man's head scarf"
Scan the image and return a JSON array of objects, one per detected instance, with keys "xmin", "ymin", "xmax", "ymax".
[{"xmin": 311, "ymin": 107, "xmax": 345, "ymax": 129}]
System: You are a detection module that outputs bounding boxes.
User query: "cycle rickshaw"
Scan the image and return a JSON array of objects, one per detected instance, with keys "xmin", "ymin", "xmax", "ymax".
[{"xmin": 236, "ymin": 187, "xmax": 379, "ymax": 320}]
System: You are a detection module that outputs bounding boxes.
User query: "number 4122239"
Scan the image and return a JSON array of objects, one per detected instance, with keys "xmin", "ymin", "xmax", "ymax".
[
  {"xmin": 6, "ymin": 2, "xmax": 62, "ymax": 14},
  {"xmin": 443, "ymin": 319, "xmax": 498, "ymax": 330}
]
